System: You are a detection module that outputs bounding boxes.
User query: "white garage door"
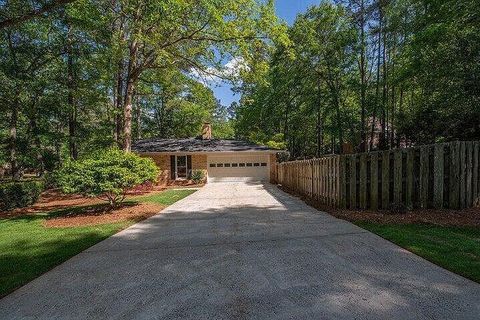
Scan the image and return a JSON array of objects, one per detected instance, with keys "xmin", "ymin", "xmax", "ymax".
[{"xmin": 207, "ymin": 154, "xmax": 270, "ymax": 182}]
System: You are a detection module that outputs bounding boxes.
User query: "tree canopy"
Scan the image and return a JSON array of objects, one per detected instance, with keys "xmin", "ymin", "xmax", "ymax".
[{"xmin": 0, "ymin": 0, "xmax": 479, "ymax": 177}]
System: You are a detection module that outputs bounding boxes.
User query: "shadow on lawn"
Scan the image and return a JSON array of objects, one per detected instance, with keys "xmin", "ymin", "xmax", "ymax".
[
  {"xmin": 1, "ymin": 201, "xmax": 140, "ymax": 222},
  {"xmin": 0, "ymin": 222, "xmax": 122, "ymax": 298}
]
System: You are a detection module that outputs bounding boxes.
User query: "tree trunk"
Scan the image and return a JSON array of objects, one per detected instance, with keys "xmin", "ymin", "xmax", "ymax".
[
  {"xmin": 359, "ymin": 0, "xmax": 367, "ymax": 152},
  {"xmin": 371, "ymin": 8, "xmax": 383, "ymax": 151},
  {"xmin": 9, "ymin": 98, "xmax": 19, "ymax": 180},
  {"xmin": 136, "ymin": 96, "xmax": 142, "ymax": 140},
  {"xmin": 122, "ymin": 39, "xmax": 139, "ymax": 152},
  {"xmin": 66, "ymin": 21, "xmax": 78, "ymax": 159},
  {"xmin": 316, "ymin": 80, "xmax": 323, "ymax": 157},
  {"xmin": 114, "ymin": 59, "xmax": 125, "ymax": 146},
  {"xmin": 6, "ymin": 31, "xmax": 20, "ymax": 180}
]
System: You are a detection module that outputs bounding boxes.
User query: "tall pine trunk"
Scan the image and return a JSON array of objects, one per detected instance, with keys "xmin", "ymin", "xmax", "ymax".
[
  {"xmin": 66, "ymin": 21, "xmax": 78, "ymax": 159},
  {"xmin": 122, "ymin": 39, "xmax": 139, "ymax": 152},
  {"xmin": 359, "ymin": 0, "xmax": 367, "ymax": 152},
  {"xmin": 7, "ymin": 31, "xmax": 20, "ymax": 180}
]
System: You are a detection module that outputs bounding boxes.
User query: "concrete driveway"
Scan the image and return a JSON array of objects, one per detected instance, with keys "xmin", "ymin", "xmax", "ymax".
[{"xmin": 1, "ymin": 182, "xmax": 479, "ymax": 319}]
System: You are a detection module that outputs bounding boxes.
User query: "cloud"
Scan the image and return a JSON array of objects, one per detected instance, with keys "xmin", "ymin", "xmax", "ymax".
[{"xmin": 190, "ymin": 57, "xmax": 248, "ymax": 85}]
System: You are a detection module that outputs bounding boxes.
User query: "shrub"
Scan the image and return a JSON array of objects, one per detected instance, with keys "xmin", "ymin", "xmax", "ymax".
[
  {"xmin": 0, "ymin": 180, "xmax": 44, "ymax": 211},
  {"xmin": 55, "ymin": 148, "xmax": 159, "ymax": 207},
  {"xmin": 190, "ymin": 170, "xmax": 205, "ymax": 184}
]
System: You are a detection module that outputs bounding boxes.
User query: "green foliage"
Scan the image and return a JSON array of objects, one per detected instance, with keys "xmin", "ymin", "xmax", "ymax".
[
  {"xmin": 55, "ymin": 149, "xmax": 159, "ymax": 207},
  {"xmin": 190, "ymin": 170, "xmax": 206, "ymax": 184},
  {"xmin": 236, "ymin": 0, "xmax": 480, "ymax": 158},
  {"xmin": 0, "ymin": 180, "xmax": 44, "ymax": 211}
]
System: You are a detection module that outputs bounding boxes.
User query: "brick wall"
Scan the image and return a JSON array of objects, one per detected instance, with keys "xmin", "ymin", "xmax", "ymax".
[
  {"xmin": 140, "ymin": 153, "xmax": 171, "ymax": 185},
  {"xmin": 191, "ymin": 154, "xmax": 208, "ymax": 183},
  {"xmin": 140, "ymin": 153, "xmax": 208, "ymax": 185}
]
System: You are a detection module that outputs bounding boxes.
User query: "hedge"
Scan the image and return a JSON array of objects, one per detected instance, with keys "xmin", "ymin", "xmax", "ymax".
[{"xmin": 0, "ymin": 181, "xmax": 44, "ymax": 211}]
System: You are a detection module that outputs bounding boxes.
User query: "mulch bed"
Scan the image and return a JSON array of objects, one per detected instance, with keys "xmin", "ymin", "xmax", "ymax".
[
  {"xmin": 0, "ymin": 188, "xmax": 167, "ymax": 226},
  {"xmin": 43, "ymin": 202, "xmax": 164, "ymax": 228},
  {"xmin": 280, "ymin": 186, "xmax": 480, "ymax": 227}
]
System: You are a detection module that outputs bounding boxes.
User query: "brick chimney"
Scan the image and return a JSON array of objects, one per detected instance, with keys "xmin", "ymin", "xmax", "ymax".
[{"xmin": 201, "ymin": 123, "xmax": 212, "ymax": 140}]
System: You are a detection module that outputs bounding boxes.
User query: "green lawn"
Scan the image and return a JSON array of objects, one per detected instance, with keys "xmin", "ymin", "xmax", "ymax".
[
  {"xmin": 356, "ymin": 222, "xmax": 480, "ymax": 283},
  {"xmin": 0, "ymin": 188, "xmax": 196, "ymax": 297},
  {"xmin": 134, "ymin": 188, "xmax": 197, "ymax": 206}
]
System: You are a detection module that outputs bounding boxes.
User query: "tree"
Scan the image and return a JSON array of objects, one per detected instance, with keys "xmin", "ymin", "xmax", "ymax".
[
  {"xmin": 111, "ymin": 0, "xmax": 284, "ymax": 151},
  {"xmin": 55, "ymin": 148, "xmax": 159, "ymax": 207}
]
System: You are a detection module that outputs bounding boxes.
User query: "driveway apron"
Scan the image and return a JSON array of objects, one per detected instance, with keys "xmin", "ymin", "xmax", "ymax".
[{"xmin": 1, "ymin": 182, "xmax": 479, "ymax": 319}]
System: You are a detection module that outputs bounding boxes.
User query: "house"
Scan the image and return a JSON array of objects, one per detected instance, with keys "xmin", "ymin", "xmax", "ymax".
[{"xmin": 131, "ymin": 123, "xmax": 280, "ymax": 184}]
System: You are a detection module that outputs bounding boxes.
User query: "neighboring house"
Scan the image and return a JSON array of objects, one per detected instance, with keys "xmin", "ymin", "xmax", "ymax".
[{"xmin": 132, "ymin": 123, "xmax": 280, "ymax": 184}]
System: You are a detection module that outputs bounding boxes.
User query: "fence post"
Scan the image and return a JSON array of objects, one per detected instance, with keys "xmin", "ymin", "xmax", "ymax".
[
  {"xmin": 393, "ymin": 150, "xmax": 403, "ymax": 205},
  {"xmin": 349, "ymin": 155, "xmax": 357, "ymax": 209},
  {"xmin": 419, "ymin": 146, "xmax": 429, "ymax": 208},
  {"xmin": 406, "ymin": 148, "xmax": 414, "ymax": 209},
  {"xmin": 433, "ymin": 144, "xmax": 444, "ymax": 209},
  {"xmin": 381, "ymin": 151, "xmax": 390, "ymax": 209},
  {"xmin": 359, "ymin": 154, "xmax": 367, "ymax": 209},
  {"xmin": 339, "ymin": 156, "xmax": 347, "ymax": 208},
  {"xmin": 370, "ymin": 152, "xmax": 378, "ymax": 210}
]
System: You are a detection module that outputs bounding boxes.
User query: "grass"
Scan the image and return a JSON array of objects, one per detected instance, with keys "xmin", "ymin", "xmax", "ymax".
[
  {"xmin": 356, "ymin": 222, "xmax": 480, "ymax": 283},
  {"xmin": 134, "ymin": 189, "xmax": 197, "ymax": 206},
  {"xmin": 0, "ymin": 188, "xmax": 196, "ymax": 297}
]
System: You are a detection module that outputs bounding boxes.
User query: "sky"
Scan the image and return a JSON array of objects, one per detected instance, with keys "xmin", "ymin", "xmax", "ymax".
[{"xmin": 210, "ymin": 0, "xmax": 319, "ymax": 106}]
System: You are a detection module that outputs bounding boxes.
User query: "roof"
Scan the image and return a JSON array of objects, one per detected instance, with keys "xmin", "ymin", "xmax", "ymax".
[{"xmin": 131, "ymin": 138, "xmax": 278, "ymax": 153}]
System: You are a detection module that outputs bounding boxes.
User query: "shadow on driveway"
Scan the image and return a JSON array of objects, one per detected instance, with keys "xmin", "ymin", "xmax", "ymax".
[{"xmin": 1, "ymin": 182, "xmax": 479, "ymax": 319}]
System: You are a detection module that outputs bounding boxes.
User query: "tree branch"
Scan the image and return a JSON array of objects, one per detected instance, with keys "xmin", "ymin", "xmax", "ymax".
[{"xmin": 0, "ymin": 0, "xmax": 76, "ymax": 29}]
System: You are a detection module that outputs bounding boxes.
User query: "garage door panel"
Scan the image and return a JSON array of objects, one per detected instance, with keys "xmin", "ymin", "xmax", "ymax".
[{"xmin": 207, "ymin": 155, "xmax": 269, "ymax": 182}]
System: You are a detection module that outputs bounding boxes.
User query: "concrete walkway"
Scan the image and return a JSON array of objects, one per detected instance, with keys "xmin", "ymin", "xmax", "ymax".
[{"xmin": 1, "ymin": 182, "xmax": 479, "ymax": 319}]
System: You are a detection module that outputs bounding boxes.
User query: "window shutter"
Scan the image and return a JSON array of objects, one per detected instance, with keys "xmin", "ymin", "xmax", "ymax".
[
  {"xmin": 187, "ymin": 155, "xmax": 192, "ymax": 179},
  {"xmin": 170, "ymin": 155, "xmax": 176, "ymax": 180}
]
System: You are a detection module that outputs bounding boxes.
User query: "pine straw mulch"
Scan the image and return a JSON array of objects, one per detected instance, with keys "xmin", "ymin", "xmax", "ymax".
[
  {"xmin": 280, "ymin": 186, "xmax": 480, "ymax": 227},
  {"xmin": 0, "ymin": 188, "xmax": 166, "ymax": 227},
  {"xmin": 42, "ymin": 202, "xmax": 164, "ymax": 228}
]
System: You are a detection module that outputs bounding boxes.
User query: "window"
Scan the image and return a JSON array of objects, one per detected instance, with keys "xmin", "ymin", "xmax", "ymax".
[
  {"xmin": 261, "ymin": 163, "xmax": 267, "ymax": 167},
  {"xmin": 224, "ymin": 163, "xmax": 231, "ymax": 167},
  {"xmin": 232, "ymin": 163, "xmax": 238, "ymax": 167},
  {"xmin": 246, "ymin": 163, "xmax": 253, "ymax": 167},
  {"xmin": 176, "ymin": 155, "xmax": 188, "ymax": 179},
  {"xmin": 239, "ymin": 163, "xmax": 245, "ymax": 167},
  {"xmin": 217, "ymin": 163, "xmax": 224, "ymax": 167},
  {"xmin": 254, "ymin": 163, "xmax": 260, "ymax": 167},
  {"xmin": 209, "ymin": 163, "xmax": 216, "ymax": 167}
]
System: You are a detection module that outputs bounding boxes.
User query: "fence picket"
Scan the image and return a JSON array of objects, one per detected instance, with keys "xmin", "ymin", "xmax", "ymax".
[
  {"xmin": 277, "ymin": 140, "xmax": 479, "ymax": 210},
  {"xmin": 466, "ymin": 142, "xmax": 473, "ymax": 207},
  {"xmin": 394, "ymin": 150, "xmax": 402, "ymax": 205},
  {"xmin": 433, "ymin": 144, "xmax": 444, "ymax": 208},
  {"xmin": 370, "ymin": 153, "xmax": 378, "ymax": 210},
  {"xmin": 419, "ymin": 146, "xmax": 429, "ymax": 208},
  {"xmin": 339, "ymin": 156, "xmax": 347, "ymax": 208},
  {"xmin": 349, "ymin": 156, "xmax": 357, "ymax": 209},
  {"xmin": 406, "ymin": 149, "xmax": 414, "ymax": 209},
  {"xmin": 381, "ymin": 151, "xmax": 390, "ymax": 209},
  {"xmin": 460, "ymin": 142, "xmax": 466, "ymax": 208},
  {"xmin": 359, "ymin": 154, "xmax": 367, "ymax": 209},
  {"xmin": 473, "ymin": 142, "xmax": 479, "ymax": 206}
]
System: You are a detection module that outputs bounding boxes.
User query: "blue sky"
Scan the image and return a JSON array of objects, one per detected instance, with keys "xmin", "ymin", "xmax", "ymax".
[{"xmin": 211, "ymin": 0, "xmax": 319, "ymax": 106}]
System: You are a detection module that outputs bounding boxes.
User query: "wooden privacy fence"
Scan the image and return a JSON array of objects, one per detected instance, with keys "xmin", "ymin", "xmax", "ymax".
[{"xmin": 277, "ymin": 141, "xmax": 480, "ymax": 210}]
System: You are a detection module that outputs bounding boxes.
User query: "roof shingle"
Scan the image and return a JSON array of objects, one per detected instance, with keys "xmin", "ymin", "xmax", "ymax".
[{"xmin": 131, "ymin": 138, "xmax": 277, "ymax": 153}]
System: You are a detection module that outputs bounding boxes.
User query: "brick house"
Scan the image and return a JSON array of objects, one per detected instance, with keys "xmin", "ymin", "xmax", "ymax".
[{"xmin": 131, "ymin": 124, "xmax": 280, "ymax": 184}]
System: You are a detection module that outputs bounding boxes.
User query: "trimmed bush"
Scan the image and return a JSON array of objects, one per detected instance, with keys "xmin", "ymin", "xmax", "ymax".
[
  {"xmin": 190, "ymin": 170, "xmax": 205, "ymax": 184},
  {"xmin": 55, "ymin": 148, "xmax": 159, "ymax": 207},
  {"xmin": 0, "ymin": 180, "xmax": 44, "ymax": 211}
]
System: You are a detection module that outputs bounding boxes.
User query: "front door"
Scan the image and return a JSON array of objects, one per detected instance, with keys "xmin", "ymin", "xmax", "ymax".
[{"xmin": 176, "ymin": 155, "xmax": 188, "ymax": 179}]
